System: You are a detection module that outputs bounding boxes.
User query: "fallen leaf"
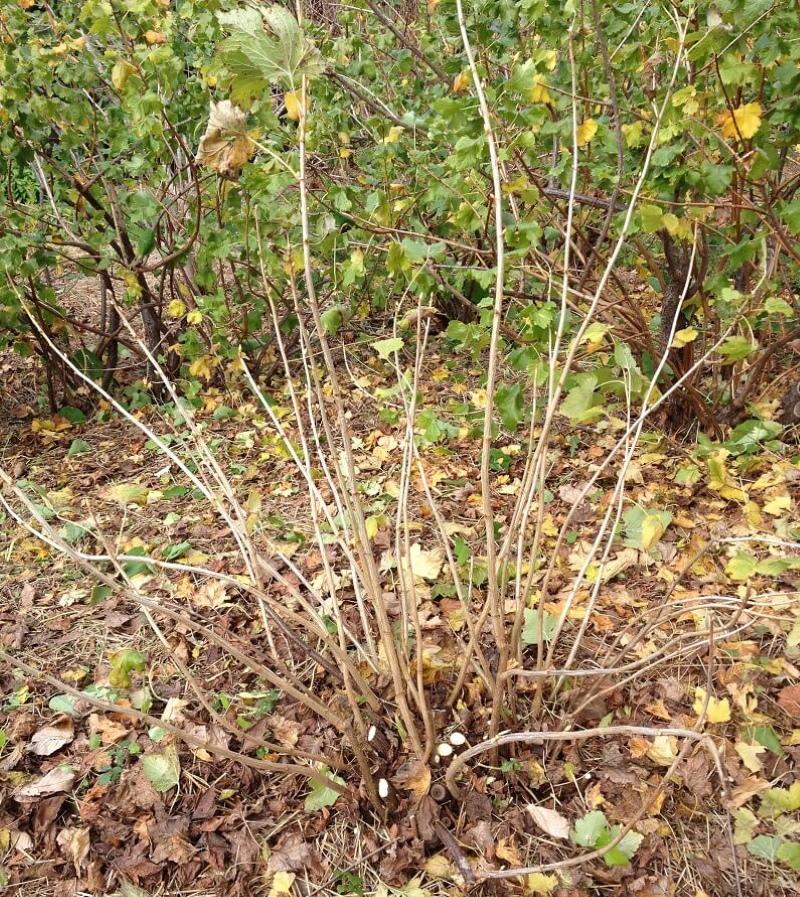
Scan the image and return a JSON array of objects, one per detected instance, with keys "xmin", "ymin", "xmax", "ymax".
[
  {"xmin": 526, "ymin": 872, "xmax": 558, "ymax": 895},
  {"xmin": 693, "ymin": 687, "xmax": 731, "ymax": 723},
  {"xmin": 763, "ymin": 495, "xmax": 791, "ymax": 516},
  {"xmin": 393, "ymin": 759, "xmax": 431, "ymax": 799},
  {"xmin": 28, "ymin": 716, "xmax": 74, "ymax": 756},
  {"xmin": 777, "ymin": 684, "xmax": 800, "ymax": 720},
  {"xmin": 269, "ymin": 870, "xmax": 296, "ymax": 897},
  {"xmin": 408, "ymin": 543, "xmax": 443, "ymax": 581},
  {"xmin": 141, "ymin": 745, "xmax": 180, "ymax": 792},
  {"xmin": 57, "ymin": 826, "xmax": 90, "ymax": 875},
  {"xmin": 15, "ymin": 765, "xmax": 75, "ymax": 798},
  {"xmin": 526, "ymin": 804, "xmax": 570, "ymax": 840},
  {"xmin": 646, "ymin": 735, "xmax": 678, "ymax": 766},
  {"xmin": 89, "ymin": 714, "xmax": 127, "ymax": 745},
  {"xmin": 735, "ymin": 741, "xmax": 766, "ymax": 773}
]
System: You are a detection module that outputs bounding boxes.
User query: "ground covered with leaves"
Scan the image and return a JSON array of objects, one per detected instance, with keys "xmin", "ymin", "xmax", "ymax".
[{"xmin": 2, "ymin": 328, "xmax": 800, "ymax": 897}]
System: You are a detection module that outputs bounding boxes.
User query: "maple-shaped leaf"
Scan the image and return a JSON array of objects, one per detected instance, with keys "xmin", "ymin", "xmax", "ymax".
[
  {"xmin": 217, "ymin": 5, "xmax": 325, "ymax": 103},
  {"xmin": 693, "ymin": 686, "xmax": 731, "ymax": 723},
  {"xmin": 576, "ymin": 118, "xmax": 598, "ymax": 147},
  {"xmin": 718, "ymin": 102, "xmax": 762, "ymax": 140}
]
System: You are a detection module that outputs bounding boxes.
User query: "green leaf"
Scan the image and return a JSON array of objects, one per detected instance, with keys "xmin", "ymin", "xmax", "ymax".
[
  {"xmin": 725, "ymin": 553, "xmax": 757, "ymax": 582},
  {"xmin": 59, "ymin": 520, "xmax": 94, "ymax": 544},
  {"xmin": 109, "ymin": 649, "xmax": 147, "ymax": 688},
  {"xmin": 745, "ymin": 724, "xmax": 784, "ymax": 757},
  {"xmin": 598, "ymin": 827, "xmax": 644, "ymax": 866},
  {"xmin": 217, "ymin": 4, "xmax": 325, "ymax": 99},
  {"xmin": 764, "ymin": 296, "xmax": 795, "ymax": 317},
  {"xmin": 674, "ymin": 464, "xmax": 701, "ymax": 485},
  {"xmin": 623, "ymin": 506, "xmax": 672, "ymax": 551},
  {"xmin": 496, "ymin": 382, "xmax": 524, "ymax": 430},
  {"xmin": 59, "ymin": 405, "xmax": 86, "ymax": 424},
  {"xmin": 67, "ymin": 438, "xmax": 92, "ymax": 457},
  {"xmin": 747, "ymin": 834, "xmax": 781, "ymax": 862},
  {"xmin": 777, "ymin": 841, "xmax": 800, "ymax": 871},
  {"xmin": 759, "ymin": 781, "xmax": 800, "ymax": 817},
  {"xmin": 141, "ymin": 745, "xmax": 180, "ymax": 793},
  {"xmin": 639, "ymin": 204, "xmax": 664, "ymax": 233},
  {"xmin": 48, "ymin": 694, "xmax": 79, "ymax": 717},
  {"xmin": 521, "ymin": 608, "xmax": 559, "ymax": 645},
  {"xmin": 571, "ymin": 810, "xmax": 608, "ymax": 848},
  {"xmin": 320, "ymin": 306, "xmax": 344, "ymax": 335},
  {"xmin": 304, "ymin": 769, "xmax": 345, "ymax": 812},
  {"xmin": 162, "ymin": 542, "xmax": 191, "ymax": 561},
  {"xmin": 561, "ymin": 377, "xmax": 602, "ymax": 422},
  {"xmin": 107, "ymin": 482, "xmax": 149, "ymax": 506},
  {"xmin": 718, "ymin": 335, "xmax": 754, "ymax": 362},
  {"xmin": 121, "ymin": 547, "xmax": 154, "ymax": 577},
  {"xmin": 725, "ymin": 419, "xmax": 783, "ymax": 455},
  {"xmin": 372, "ymin": 337, "xmax": 403, "ymax": 360}
]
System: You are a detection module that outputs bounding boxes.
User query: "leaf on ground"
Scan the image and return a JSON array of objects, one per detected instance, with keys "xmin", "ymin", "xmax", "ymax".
[
  {"xmin": 28, "ymin": 715, "xmax": 74, "ymax": 756},
  {"xmin": 693, "ymin": 687, "xmax": 731, "ymax": 723},
  {"xmin": 525, "ymin": 873, "xmax": 559, "ymax": 895},
  {"xmin": 646, "ymin": 735, "xmax": 678, "ymax": 766},
  {"xmin": 304, "ymin": 769, "xmax": 345, "ymax": 812},
  {"xmin": 106, "ymin": 482, "xmax": 149, "ymax": 506},
  {"xmin": 763, "ymin": 494, "xmax": 791, "ymax": 516},
  {"xmin": 15, "ymin": 765, "xmax": 75, "ymax": 798},
  {"xmin": 777, "ymin": 684, "xmax": 800, "ymax": 719},
  {"xmin": 571, "ymin": 810, "xmax": 608, "ymax": 847},
  {"xmin": 521, "ymin": 608, "xmax": 558, "ymax": 645},
  {"xmin": 526, "ymin": 804, "xmax": 569, "ymax": 840},
  {"xmin": 109, "ymin": 649, "xmax": 147, "ymax": 688},
  {"xmin": 141, "ymin": 745, "xmax": 181, "ymax": 792},
  {"xmin": 269, "ymin": 870, "xmax": 296, "ymax": 897},
  {"xmin": 408, "ymin": 543, "xmax": 443, "ymax": 581},
  {"xmin": 393, "ymin": 759, "xmax": 431, "ymax": 798},
  {"xmin": 735, "ymin": 741, "xmax": 765, "ymax": 773}
]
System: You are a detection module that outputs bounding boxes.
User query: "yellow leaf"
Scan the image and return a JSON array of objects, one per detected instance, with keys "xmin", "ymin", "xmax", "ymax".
[
  {"xmin": 530, "ymin": 76, "xmax": 552, "ymax": 104},
  {"xmin": 382, "ymin": 125, "xmax": 404, "ymax": 144},
  {"xmin": 541, "ymin": 49, "xmax": 558, "ymax": 71},
  {"xmin": 166, "ymin": 299, "xmax": 186, "ymax": 319},
  {"xmin": 408, "ymin": 543, "xmax": 443, "ymax": 581},
  {"xmin": 693, "ymin": 687, "xmax": 731, "ymax": 723},
  {"xmin": 423, "ymin": 854, "xmax": 454, "ymax": 880},
  {"xmin": 672, "ymin": 326, "xmax": 698, "ymax": 348},
  {"xmin": 744, "ymin": 501, "xmax": 763, "ymax": 528},
  {"xmin": 284, "ymin": 90, "xmax": 302, "ymax": 121},
  {"xmin": 187, "ymin": 309, "xmax": 203, "ymax": 325},
  {"xmin": 641, "ymin": 512, "xmax": 667, "ymax": 550},
  {"xmin": 525, "ymin": 874, "xmax": 558, "ymax": 896},
  {"xmin": 622, "ymin": 121, "xmax": 645, "ymax": 148},
  {"xmin": 735, "ymin": 741, "xmax": 765, "ymax": 773},
  {"xmin": 188, "ymin": 355, "xmax": 217, "ymax": 381},
  {"xmin": 452, "ymin": 70, "xmax": 470, "ymax": 93},
  {"xmin": 647, "ymin": 734, "xmax": 678, "ymax": 765},
  {"xmin": 111, "ymin": 60, "xmax": 135, "ymax": 92},
  {"xmin": 763, "ymin": 494, "xmax": 791, "ymax": 516},
  {"xmin": 269, "ymin": 871, "xmax": 296, "ymax": 897},
  {"xmin": 576, "ymin": 118, "xmax": 599, "ymax": 147},
  {"xmin": 144, "ymin": 30, "xmax": 167, "ymax": 45},
  {"xmin": 718, "ymin": 102, "xmax": 762, "ymax": 140}
]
